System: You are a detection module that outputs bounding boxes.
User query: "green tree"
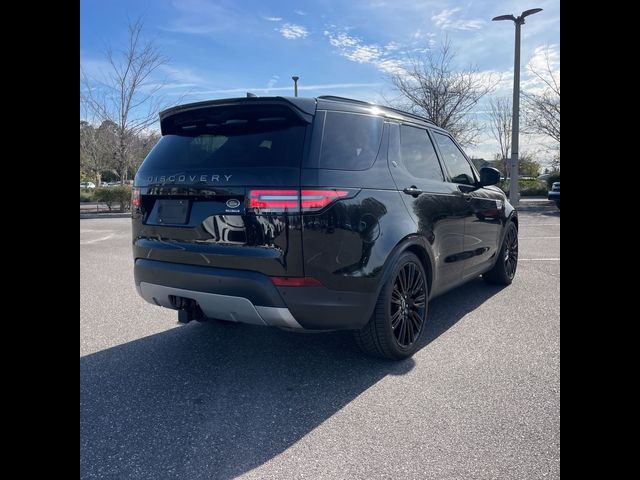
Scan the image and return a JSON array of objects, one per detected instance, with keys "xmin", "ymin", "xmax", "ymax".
[{"xmin": 518, "ymin": 152, "xmax": 541, "ymax": 177}]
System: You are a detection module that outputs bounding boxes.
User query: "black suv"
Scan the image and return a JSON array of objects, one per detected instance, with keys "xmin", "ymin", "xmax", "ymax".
[{"xmin": 132, "ymin": 95, "xmax": 518, "ymax": 359}]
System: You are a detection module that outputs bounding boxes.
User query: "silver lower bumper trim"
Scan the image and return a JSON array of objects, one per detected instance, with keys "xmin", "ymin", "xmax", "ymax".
[{"xmin": 138, "ymin": 282, "xmax": 303, "ymax": 329}]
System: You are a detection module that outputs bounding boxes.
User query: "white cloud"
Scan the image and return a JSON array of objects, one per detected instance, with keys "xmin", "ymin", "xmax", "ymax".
[
  {"xmin": 384, "ymin": 41, "xmax": 401, "ymax": 52},
  {"xmin": 277, "ymin": 23, "xmax": 309, "ymax": 39},
  {"xmin": 522, "ymin": 44, "xmax": 560, "ymax": 95},
  {"xmin": 527, "ymin": 44, "xmax": 560, "ymax": 74},
  {"xmin": 294, "ymin": 9, "xmax": 307, "ymax": 16},
  {"xmin": 163, "ymin": 0, "xmax": 245, "ymax": 34},
  {"xmin": 432, "ymin": 8, "xmax": 484, "ymax": 31},
  {"xmin": 266, "ymin": 75, "xmax": 279, "ymax": 90},
  {"xmin": 264, "ymin": 16, "xmax": 282, "ymax": 22},
  {"xmin": 159, "ymin": 65, "xmax": 206, "ymax": 84},
  {"xmin": 325, "ymin": 30, "xmax": 406, "ymax": 74},
  {"xmin": 376, "ymin": 59, "xmax": 405, "ymax": 75}
]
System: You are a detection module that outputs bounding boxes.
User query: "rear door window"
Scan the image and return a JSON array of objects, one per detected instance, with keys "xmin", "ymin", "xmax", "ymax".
[
  {"xmin": 317, "ymin": 112, "xmax": 383, "ymax": 170},
  {"xmin": 400, "ymin": 126, "xmax": 444, "ymax": 181}
]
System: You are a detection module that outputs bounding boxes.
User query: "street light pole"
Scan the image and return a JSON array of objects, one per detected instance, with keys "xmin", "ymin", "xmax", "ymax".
[
  {"xmin": 510, "ymin": 20, "xmax": 522, "ymax": 206},
  {"xmin": 492, "ymin": 8, "xmax": 542, "ymax": 207},
  {"xmin": 292, "ymin": 75, "xmax": 299, "ymax": 97}
]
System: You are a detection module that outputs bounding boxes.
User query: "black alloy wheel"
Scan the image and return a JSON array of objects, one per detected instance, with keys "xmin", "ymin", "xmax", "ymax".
[
  {"xmin": 354, "ymin": 252, "xmax": 428, "ymax": 359},
  {"xmin": 483, "ymin": 221, "xmax": 518, "ymax": 285},
  {"xmin": 503, "ymin": 225, "xmax": 518, "ymax": 280},
  {"xmin": 390, "ymin": 262, "xmax": 427, "ymax": 348}
]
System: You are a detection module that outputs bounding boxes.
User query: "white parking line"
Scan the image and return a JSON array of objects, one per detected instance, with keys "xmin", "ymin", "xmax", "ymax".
[
  {"xmin": 81, "ymin": 233, "xmax": 115, "ymax": 245},
  {"xmin": 519, "ymin": 237, "xmax": 560, "ymax": 239},
  {"xmin": 519, "ymin": 258, "xmax": 560, "ymax": 261}
]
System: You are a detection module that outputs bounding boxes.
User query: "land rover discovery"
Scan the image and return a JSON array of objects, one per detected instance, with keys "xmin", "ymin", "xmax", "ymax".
[{"xmin": 132, "ymin": 95, "xmax": 518, "ymax": 359}]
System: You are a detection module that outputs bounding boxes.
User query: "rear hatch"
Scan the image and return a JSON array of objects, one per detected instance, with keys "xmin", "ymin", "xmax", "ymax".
[{"xmin": 132, "ymin": 98, "xmax": 316, "ymax": 277}]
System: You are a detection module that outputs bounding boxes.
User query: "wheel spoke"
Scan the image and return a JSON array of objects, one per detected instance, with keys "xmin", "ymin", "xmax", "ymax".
[
  {"xmin": 413, "ymin": 293, "xmax": 426, "ymax": 307},
  {"xmin": 391, "ymin": 288, "xmax": 403, "ymax": 305},
  {"xmin": 398, "ymin": 318, "xmax": 407, "ymax": 345},
  {"xmin": 410, "ymin": 311, "xmax": 423, "ymax": 331},
  {"xmin": 406, "ymin": 264, "xmax": 414, "ymax": 292},
  {"xmin": 410, "ymin": 276, "xmax": 424, "ymax": 296},
  {"xmin": 391, "ymin": 309, "xmax": 402, "ymax": 329},
  {"xmin": 405, "ymin": 315, "xmax": 414, "ymax": 344},
  {"xmin": 410, "ymin": 264, "xmax": 421, "ymax": 293}
]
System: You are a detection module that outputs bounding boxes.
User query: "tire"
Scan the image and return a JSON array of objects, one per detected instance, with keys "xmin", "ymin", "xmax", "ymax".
[
  {"xmin": 354, "ymin": 252, "xmax": 428, "ymax": 360},
  {"xmin": 483, "ymin": 222, "xmax": 518, "ymax": 285}
]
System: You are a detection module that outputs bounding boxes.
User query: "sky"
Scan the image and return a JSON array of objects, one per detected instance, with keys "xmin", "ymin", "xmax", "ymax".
[{"xmin": 80, "ymin": 0, "xmax": 559, "ymax": 164}]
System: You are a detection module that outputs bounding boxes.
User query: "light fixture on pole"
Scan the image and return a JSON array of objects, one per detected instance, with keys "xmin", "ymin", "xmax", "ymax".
[
  {"xmin": 291, "ymin": 76, "xmax": 300, "ymax": 97},
  {"xmin": 492, "ymin": 8, "xmax": 542, "ymax": 207}
]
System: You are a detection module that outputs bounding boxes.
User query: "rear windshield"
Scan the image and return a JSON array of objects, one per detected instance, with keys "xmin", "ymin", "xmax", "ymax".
[{"xmin": 142, "ymin": 105, "xmax": 307, "ymax": 169}]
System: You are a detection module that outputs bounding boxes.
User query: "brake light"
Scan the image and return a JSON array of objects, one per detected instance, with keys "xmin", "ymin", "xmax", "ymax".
[
  {"xmin": 132, "ymin": 187, "xmax": 141, "ymax": 207},
  {"xmin": 248, "ymin": 189, "xmax": 348, "ymax": 212},
  {"xmin": 248, "ymin": 189, "xmax": 299, "ymax": 210},
  {"xmin": 270, "ymin": 276, "xmax": 323, "ymax": 287},
  {"xmin": 301, "ymin": 190, "xmax": 349, "ymax": 209}
]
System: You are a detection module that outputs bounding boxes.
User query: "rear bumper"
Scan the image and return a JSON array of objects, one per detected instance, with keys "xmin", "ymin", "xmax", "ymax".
[{"xmin": 134, "ymin": 259, "xmax": 375, "ymax": 330}]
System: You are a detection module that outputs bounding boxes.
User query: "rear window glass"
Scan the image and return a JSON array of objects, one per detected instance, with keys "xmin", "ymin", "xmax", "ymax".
[
  {"xmin": 318, "ymin": 112, "xmax": 383, "ymax": 170},
  {"xmin": 142, "ymin": 105, "xmax": 306, "ymax": 169}
]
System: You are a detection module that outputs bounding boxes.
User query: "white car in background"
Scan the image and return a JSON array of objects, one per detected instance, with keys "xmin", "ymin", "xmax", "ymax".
[{"xmin": 80, "ymin": 182, "xmax": 96, "ymax": 189}]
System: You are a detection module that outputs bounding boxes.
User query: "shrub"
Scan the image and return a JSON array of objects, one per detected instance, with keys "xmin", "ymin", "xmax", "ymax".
[
  {"xmin": 80, "ymin": 190, "xmax": 94, "ymax": 202},
  {"xmin": 497, "ymin": 178, "xmax": 548, "ymax": 197},
  {"xmin": 91, "ymin": 186, "xmax": 132, "ymax": 212},
  {"xmin": 94, "ymin": 187, "xmax": 117, "ymax": 211},
  {"xmin": 112, "ymin": 185, "xmax": 132, "ymax": 212},
  {"xmin": 94, "ymin": 186, "xmax": 132, "ymax": 212},
  {"xmin": 547, "ymin": 172, "xmax": 560, "ymax": 189}
]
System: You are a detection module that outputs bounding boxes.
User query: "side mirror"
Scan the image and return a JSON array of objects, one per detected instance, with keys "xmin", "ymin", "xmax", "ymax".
[{"xmin": 478, "ymin": 167, "xmax": 501, "ymax": 187}]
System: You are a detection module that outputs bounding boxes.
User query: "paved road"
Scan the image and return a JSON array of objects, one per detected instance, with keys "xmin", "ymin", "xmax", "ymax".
[{"xmin": 80, "ymin": 205, "xmax": 559, "ymax": 479}]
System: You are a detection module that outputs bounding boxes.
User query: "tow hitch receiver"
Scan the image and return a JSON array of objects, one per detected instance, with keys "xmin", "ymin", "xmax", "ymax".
[{"xmin": 170, "ymin": 296, "xmax": 202, "ymax": 324}]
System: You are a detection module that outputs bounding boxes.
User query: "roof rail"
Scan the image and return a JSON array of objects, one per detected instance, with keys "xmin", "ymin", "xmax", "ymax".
[
  {"xmin": 317, "ymin": 95, "xmax": 435, "ymax": 125},
  {"xmin": 317, "ymin": 95, "xmax": 372, "ymax": 106}
]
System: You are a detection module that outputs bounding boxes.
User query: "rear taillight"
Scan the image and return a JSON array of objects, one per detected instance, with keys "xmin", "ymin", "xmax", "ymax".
[
  {"xmin": 132, "ymin": 187, "xmax": 141, "ymax": 207},
  {"xmin": 248, "ymin": 189, "xmax": 349, "ymax": 213}
]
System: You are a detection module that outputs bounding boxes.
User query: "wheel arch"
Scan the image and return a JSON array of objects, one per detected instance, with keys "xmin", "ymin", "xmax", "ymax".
[{"xmin": 377, "ymin": 235, "xmax": 435, "ymax": 299}]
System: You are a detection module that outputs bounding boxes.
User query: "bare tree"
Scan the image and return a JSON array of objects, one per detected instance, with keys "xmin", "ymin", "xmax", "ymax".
[
  {"xmin": 523, "ymin": 48, "xmax": 560, "ymax": 146},
  {"xmin": 81, "ymin": 18, "xmax": 168, "ymax": 184},
  {"xmin": 388, "ymin": 39, "xmax": 497, "ymax": 147},
  {"xmin": 80, "ymin": 120, "xmax": 117, "ymax": 186},
  {"xmin": 488, "ymin": 96, "xmax": 512, "ymax": 176}
]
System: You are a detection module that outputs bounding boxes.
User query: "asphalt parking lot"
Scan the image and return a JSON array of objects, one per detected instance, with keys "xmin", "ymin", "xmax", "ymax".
[{"xmin": 80, "ymin": 203, "xmax": 559, "ymax": 479}]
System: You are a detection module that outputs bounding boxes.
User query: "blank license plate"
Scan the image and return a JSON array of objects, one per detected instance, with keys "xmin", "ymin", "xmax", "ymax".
[{"xmin": 156, "ymin": 199, "xmax": 190, "ymax": 224}]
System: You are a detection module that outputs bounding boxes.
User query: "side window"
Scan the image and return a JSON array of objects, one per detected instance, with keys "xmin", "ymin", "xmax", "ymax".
[
  {"xmin": 433, "ymin": 133, "xmax": 476, "ymax": 185},
  {"xmin": 400, "ymin": 126, "xmax": 444, "ymax": 181},
  {"xmin": 318, "ymin": 112, "xmax": 383, "ymax": 170}
]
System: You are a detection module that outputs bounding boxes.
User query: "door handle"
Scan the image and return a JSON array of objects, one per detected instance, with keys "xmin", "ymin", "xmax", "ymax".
[{"xmin": 403, "ymin": 186, "xmax": 423, "ymax": 197}]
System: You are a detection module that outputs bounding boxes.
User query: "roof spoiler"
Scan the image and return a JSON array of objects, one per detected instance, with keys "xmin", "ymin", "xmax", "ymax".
[{"xmin": 159, "ymin": 96, "xmax": 317, "ymax": 135}]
